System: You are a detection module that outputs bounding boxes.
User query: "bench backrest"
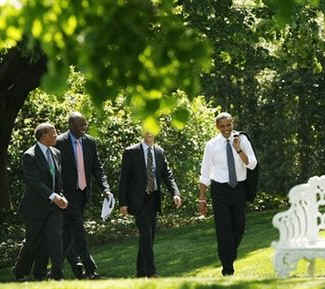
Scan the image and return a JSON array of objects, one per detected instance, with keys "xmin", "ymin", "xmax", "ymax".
[{"xmin": 273, "ymin": 176, "xmax": 325, "ymax": 245}]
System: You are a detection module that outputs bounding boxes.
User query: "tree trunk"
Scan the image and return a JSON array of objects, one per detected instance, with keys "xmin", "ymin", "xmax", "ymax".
[{"xmin": 0, "ymin": 46, "xmax": 47, "ymax": 209}]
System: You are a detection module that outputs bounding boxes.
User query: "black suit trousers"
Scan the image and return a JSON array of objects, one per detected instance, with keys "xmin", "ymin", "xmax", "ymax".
[
  {"xmin": 211, "ymin": 181, "xmax": 246, "ymax": 270},
  {"xmin": 63, "ymin": 189, "xmax": 96, "ymax": 275},
  {"xmin": 135, "ymin": 193, "xmax": 157, "ymax": 277},
  {"xmin": 15, "ymin": 209, "xmax": 63, "ymax": 278}
]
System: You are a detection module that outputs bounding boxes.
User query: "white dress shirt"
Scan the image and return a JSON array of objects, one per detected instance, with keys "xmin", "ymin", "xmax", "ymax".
[
  {"xmin": 37, "ymin": 142, "xmax": 58, "ymax": 201},
  {"xmin": 142, "ymin": 142, "xmax": 158, "ymax": 191},
  {"xmin": 199, "ymin": 131, "xmax": 257, "ymax": 187}
]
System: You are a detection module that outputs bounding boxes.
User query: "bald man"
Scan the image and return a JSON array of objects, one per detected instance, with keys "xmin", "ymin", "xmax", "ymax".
[{"xmin": 55, "ymin": 112, "xmax": 112, "ymax": 279}]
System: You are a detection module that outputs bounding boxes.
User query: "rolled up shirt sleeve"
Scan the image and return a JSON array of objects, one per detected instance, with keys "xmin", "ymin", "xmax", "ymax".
[
  {"xmin": 199, "ymin": 143, "xmax": 212, "ymax": 187},
  {"xmin": 241, "ymin": 135, "xmax": 257, "ymax": 170}
]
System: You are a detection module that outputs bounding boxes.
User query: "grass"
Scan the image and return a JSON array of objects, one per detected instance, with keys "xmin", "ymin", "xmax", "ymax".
[{"xmin": 1, "ymin": 210, "xmax": 325, "ymax": 288}]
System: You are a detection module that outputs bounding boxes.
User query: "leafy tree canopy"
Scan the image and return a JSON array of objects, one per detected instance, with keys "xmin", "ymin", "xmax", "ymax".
[{"xmin": 0, "ymin": 0, "xmax": 212, "ymax": 132}]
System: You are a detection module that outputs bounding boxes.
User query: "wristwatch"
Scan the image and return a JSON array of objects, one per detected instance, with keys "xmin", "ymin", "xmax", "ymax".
[{"xmin": 237, "ymin": 149, "xmax": 242, "ymax": 154}]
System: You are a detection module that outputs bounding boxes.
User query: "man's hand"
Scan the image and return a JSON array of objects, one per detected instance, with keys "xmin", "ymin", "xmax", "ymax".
[
  {"xmin": 233, "ymin": 135, "xmax": 241, "ymax": 151},
  {"xmin": 173, "ymin": 195, "xmax": 182, "ymax": 209},
  {"xmin": 120, "ymin": 206, "xmax": 128, "ymax": 216},
  {"xmin": 105, "ymin": 191, "xmax": 113, "ymax": 199},
  {"xmin": 198, "ymin": 183, "xmax": 208, "ymax": 216},
  {"xmin": 53, "ymin": 195, "xmax": 68, "ymax": 209},
  {"xmin": 198, "ymin": 200, "xmax": 207, "ymax": 217}
]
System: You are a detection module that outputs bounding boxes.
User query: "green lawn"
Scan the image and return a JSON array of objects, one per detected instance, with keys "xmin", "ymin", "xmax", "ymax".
[{"xmin": 1, "ymin": 210, "xmax": 325, "ymax": 288}]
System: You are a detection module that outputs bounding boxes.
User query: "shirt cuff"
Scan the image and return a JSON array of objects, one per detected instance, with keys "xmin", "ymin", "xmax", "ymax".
[
  {"xmin": 199, "ymin": 176, "xmax": 211, "ymax": 187},
  {"xmin": 104, "ymin": 190, "xmax": 112, "ymax": 196},
  {"xmin": 245, "ymin": 157, "xmax": 257, "ymax": 170},
  {"xmin": 49, "ymin": 192, "xmax": 59, "ymax": 201}
]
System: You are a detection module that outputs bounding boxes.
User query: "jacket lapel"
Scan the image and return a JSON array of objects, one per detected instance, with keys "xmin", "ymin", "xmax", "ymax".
[
  {"xmin": 50, "ymin": 147, "xmax": 59, "ymax": 172},
  {"xmin": 139, "ymin": 143, "xmax": 147, "ymax": 179},
  {"xmin": 81, "ymin": 136, "xmax": 89, "ymax": 175},
  {"xmin": 35, "ymin": 144, "xmax": 54, "ymax": 189},
  {"xmin": 153, "ymin": 145, "xmax": 159, "ymax": 167},
  {"xmin": 35, "ymin": 144, "xmax": 50, "ymax": 172},
  {"xmin": 66, "ymin": 132, "xmax": 77, "ymax": 170}
]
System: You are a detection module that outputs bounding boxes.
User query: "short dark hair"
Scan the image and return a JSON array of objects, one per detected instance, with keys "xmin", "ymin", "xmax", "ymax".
[
  {"xmin": 68, "ymin": 111, "xmax": 84, "ymax": 127},
  {"xmin": 216, "ymin": 112, "xmax": 233, "ymax": 124},
  {"xmin": 34, "ymin": 123, "xmax": 55, "ymax": 141}
]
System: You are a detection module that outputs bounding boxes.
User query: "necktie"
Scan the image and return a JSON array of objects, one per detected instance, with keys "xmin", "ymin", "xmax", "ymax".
[
  {"xmin": 76, "ymin": 140, "xmax": 87, "ymax": 191},
  {"xmin": 226, "ymin": 140, "xmax": 237, "ymax": 188},
  {"xmin": 146, "ymin": 146, "xmax": 155, "ymax": 194},
  {"xmin": 46, "ymin": 148, "xmax": 55, "ymax": 191}
]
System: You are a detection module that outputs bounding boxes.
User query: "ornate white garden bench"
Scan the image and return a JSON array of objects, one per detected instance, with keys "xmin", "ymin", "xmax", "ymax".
[{"xmin": 272, "ymin": 176, "xmax": 325, "ymax": 277}]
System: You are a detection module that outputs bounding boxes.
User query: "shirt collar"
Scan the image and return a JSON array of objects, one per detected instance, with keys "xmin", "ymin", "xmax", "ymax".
[
  {"xmin": 37, "ymin": 141, "xmax": 49, "ymax": 155},
  {"xmin": 142, "ymin": 141, "xmax": 153, "ymax": 151},
  {"xmin": 69, "ymin": 131, "xmax": 82, "ymax": 143},
  {"xmin": 219, "ymin": 131, "xmax": 236, "ymax": 142}
]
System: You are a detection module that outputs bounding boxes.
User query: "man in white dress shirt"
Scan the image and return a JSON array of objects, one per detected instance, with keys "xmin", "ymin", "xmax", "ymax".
[{"xmin": 198, "ymin": 112, "xmax": 257, "ymax": 276}]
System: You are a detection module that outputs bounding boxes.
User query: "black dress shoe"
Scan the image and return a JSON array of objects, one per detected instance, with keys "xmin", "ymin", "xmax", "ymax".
[
  {"xmin": 222, "ymin": 267, "xmax": 234, "ymax": 276},
  {"xmin": 48, "ymin": 272, "xmax": 64, "ymax": 281},
  {"xmin": 86, "ymin": 272, "xmax": 102, "ymax": 279},
  {"xmin": 33, "ymin": 275, "xmax": 48, "ymax": 281},
  {"xmin": 71, "ymin": 263, "xmax": 85, "ymax": 279},
  {"xmin": 148, "ymin": 273, "xmax": 160, "ymax": 278},
  {"xmin": 12, "ymin": 267, "xmax": 27, "ymax": 282}
]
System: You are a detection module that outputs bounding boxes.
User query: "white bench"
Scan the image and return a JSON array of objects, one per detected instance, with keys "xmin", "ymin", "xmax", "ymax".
[{"xmin": 272, "ymin": 176, "xmax": 325, "ymax": 277}]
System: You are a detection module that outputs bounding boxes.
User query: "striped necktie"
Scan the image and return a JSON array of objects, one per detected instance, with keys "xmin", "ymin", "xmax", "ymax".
[
  {"xmin": 46, "ymin": 148, "xmax": 55, "ymax": 191},
  {"xmin": 146, "ymin": 146, "xmax": 155, "ymax": 194}
]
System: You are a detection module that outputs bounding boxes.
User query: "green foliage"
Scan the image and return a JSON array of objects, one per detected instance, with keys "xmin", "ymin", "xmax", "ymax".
[
  {"xmin": 180, "ymin": 0, "xmax": 325, "ymax": 195},
  {"xmin": 1, "ymin": 66, "xmax": 287, "ymax": 269},
  {"xmin": 0, "ymin": 0, "xmax": 212, "ymax": 131},
  {"xmin": 262, "ymin": 0, "xmax": 321, "ymax": 26},
  {"xmin": 0, "ymin": 69, "xmax": 217, "ymax": 268}
]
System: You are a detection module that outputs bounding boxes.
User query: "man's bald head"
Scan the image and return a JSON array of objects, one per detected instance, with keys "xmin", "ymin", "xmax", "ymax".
[
  {"xmin": 68, "ymin": 112, "xmax": 85, "ymax": 125},
  {"xmin": 68, "ymin": 112, "xmax": 88, "ymax": 138}
]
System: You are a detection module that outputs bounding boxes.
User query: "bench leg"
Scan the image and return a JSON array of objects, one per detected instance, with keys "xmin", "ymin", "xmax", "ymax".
[
  {"xmin": 306, "ymin": 258, "xmax": 315, "ymax": 277},
  {"xmin": 274, "ymin": 251, "xmax": 299, "ymax": 278},
  {"xmin": 274, "ymin": 251, "xmax": 290, "ymax": 278}
]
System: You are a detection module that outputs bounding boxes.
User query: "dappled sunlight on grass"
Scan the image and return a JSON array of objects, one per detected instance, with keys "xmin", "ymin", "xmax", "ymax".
[{"xmin": 2, "ymin": 277, "xmax": 325, "ymax": 289}]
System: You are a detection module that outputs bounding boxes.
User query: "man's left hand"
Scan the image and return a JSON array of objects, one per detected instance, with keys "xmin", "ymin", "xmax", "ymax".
[
  {"xmin": 233, "ymin": 135, "xmax": 241, "ymax": 151},
  {"xmin": 173, "ymin": 195, "xmax": 182, "ymax": 209},
  {"xmin": 105, "ymin": 191, "xmax": 113, "ymax": 199}
]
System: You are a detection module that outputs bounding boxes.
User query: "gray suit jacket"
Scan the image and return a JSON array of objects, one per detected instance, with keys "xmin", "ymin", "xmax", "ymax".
[{"xmin": 20, "ymin": 144, "xmax": 63, "ymax": 220}]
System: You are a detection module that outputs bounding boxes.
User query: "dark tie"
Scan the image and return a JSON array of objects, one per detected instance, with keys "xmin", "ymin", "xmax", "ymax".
[
  {"xmin": 146, "ymin": 146, "xmax": 155, "ymax": 194},
  {"xmin": 46, "ymin": 148, "xmax": 56, "ymax": 191},
  {"xmin": 226, "ymin": 140, "xmax": 237, "ymax": 188}
]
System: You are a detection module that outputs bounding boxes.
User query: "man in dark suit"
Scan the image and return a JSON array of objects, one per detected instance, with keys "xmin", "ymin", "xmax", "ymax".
[
  {"xmin": 119, "ymin": 131, "xmax": 182, "ymax": 278},
  {"xmin": 13, "ymin": 123, "xmax": 68, "ymax": 281},
  {"xmin": 55, "ymin": 112, "xmax": 112, "ymax": 279}
]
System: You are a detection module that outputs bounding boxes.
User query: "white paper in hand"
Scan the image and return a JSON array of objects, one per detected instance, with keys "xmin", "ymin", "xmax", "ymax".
[{"xmin": 101, "ymin": 194, "xmax": 115, "ymax": 221}]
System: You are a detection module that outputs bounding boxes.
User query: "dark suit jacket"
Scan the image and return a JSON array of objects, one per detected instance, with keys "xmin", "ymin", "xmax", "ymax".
[
  {"xmin": 20, "ymin": 144, "xmax": 63, "ymax": 220},
  {"xmin": 55, "ymin": 131, "xmax": 110, "ymax": 202},
  {"xmin": 119, "ymin": 143, "xmax": 180, "ymax": 215}
]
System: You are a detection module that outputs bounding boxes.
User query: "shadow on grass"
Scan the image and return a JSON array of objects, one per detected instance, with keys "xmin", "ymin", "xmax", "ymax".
[
  {"xmin": 155, "ymin": 210, "xmax": 278, "ymax": 277},
  {"xmin": 0, "ymin": 210, "xmax": 280, "ymax": 282}
]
